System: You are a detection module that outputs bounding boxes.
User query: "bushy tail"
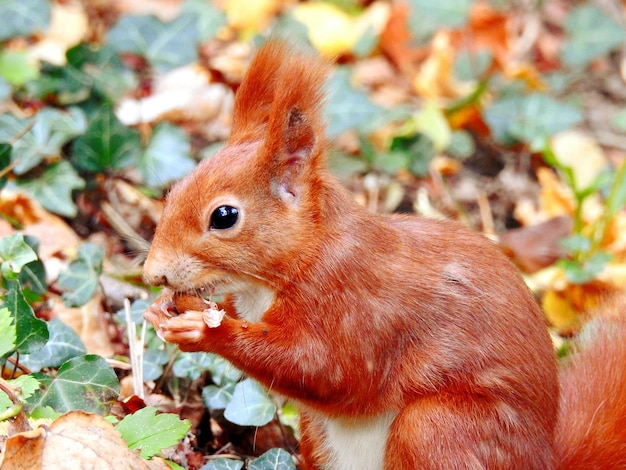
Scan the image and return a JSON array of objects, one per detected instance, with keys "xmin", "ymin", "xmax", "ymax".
[{"xmin": 556, "ymin": 293, "xmax": 626, "ymax": 469}]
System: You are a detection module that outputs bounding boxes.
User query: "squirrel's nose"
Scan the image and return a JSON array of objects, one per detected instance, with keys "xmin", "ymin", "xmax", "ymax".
[
  {"xmin": 143, "ymin": 254, "xmax": 167, "ymax": 287},
  {"xmin": 145, "ymin": 272, "xmax": 167, "ymax": 287}
]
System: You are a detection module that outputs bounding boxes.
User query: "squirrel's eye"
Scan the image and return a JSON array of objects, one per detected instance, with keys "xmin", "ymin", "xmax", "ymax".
[{"xmin": 209, "ymin": 205, "xmax": 239, "ymax": 230}]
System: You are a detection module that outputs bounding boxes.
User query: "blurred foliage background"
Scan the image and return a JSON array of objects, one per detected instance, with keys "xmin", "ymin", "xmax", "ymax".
[{"xmin": 0, "ymin": 0, "xmax": 625, "ymax": 468}]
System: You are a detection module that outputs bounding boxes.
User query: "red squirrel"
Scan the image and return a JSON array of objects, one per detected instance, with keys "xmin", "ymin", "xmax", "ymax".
[{"xmin": 143, "ymin": 41, "xmax": 626, "ymax": 469}]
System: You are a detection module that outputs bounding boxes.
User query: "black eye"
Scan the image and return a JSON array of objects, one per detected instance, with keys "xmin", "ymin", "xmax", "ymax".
[{"xmin": 209, "ymin": 205, "xmax": 239, "ymax": 230}]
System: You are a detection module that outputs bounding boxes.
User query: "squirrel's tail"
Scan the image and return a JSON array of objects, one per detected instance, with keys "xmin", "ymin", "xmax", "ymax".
[{"xmin": 556, "ymin": 293, "xmax": 626, "ymax": 469}]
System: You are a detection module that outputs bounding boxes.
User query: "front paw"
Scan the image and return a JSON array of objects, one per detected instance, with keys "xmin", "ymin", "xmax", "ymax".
[
  {"xmin": 144, "ymin": 290, "xmax": 210, "ymax": 333},
  {"xmin": 160, "ymin": 310, "xmax": 214, "ymax": 352},
  {"xmin": 144, "ymin": 289, "xmax": 177, "ymax": 331}
]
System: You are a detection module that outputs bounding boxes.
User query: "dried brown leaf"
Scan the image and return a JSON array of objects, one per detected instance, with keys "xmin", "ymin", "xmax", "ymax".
[
  {"xmin": 0, "ymin": 190, "xmax": 80, "ymax": 260},
  {"xmin": 53, "ymin": 295, "xmax": 115, "ymax": 358},
  {"xmin": 0, "ymin": 411, "xmax": 169, "ymax": 470},
  {"xmin": 499, "ymin": 216, "xmax": 573, "ymax": 274}
]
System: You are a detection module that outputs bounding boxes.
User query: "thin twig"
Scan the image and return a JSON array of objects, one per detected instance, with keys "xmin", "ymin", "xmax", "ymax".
[{"xmin": 124, "ymin": 298, "xmax": 145, "ymax": 399}]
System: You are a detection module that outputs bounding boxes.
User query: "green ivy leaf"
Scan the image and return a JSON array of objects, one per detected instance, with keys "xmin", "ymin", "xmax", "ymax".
[
  {"xmin": 562, "ymin": 6, "xmax": 626, "ymax": 67},
  {"xmin": 138, "ymin": 123, "xmax": 195, "ymax": 188},
  {"xmin": 17, "ymin": 160, "xmax": 85, "ymax": 217},
  {"xmin": 406, "ymin": 0, "xmax": 472, "ymax": 42},
  {"xmin": 325, "ymin": 68, "xmax": 383, "ymax": 138},
  {"xmin": 71, "ymin": 104, "xmax": 141, "ymax": 172},
  {"xmin": 20, "ymin": 318, "xmax": 86, "ymax": 372},
  {"xmin": 27, "ymin": 44, "xmax": 135, "ymax": 105},
  {"xmin": 143, "ymin": 348, "xmax": 169, "ymax": 382},
  {"xmin": 0, "ymin": 307, "xmax": 16, "ymax": 357},
  {"xmin": 117, "ymin": 298, "xmax": 151, "ymax": 325},
  {"xmin": 25, "ymin": 62, "xmax": 91, "ymax": 105},
  {"xmin": 67, "ymin": 43, "xmax": 137, "ymax": 102},
  {"xmin": 484, "ymin": 93, "xmax": 583, "ymax": 150},
  {"xmin": 27, "ymin": 355, "xmax": 120, "ymax": 414},
  {"xmin": 447, "ymin": 130, "xmax": 475, "ymax": 160},
  {"xmin": 0, "ymin": 0, "xmax": 50, "ymax": 41},
  {"xmin": 206, "ymin": 355, "xmax": 242, "ymax": 386},
  {"xmin": 0, "ymin": 233, "xmax": 37, "ymax": 275},
  {"xmin": 249, "ymin": 448, "xmax": 296, "ymax": 470},
  {"xmin": 375, "ymin": 151, "xmax": 410, "ymax": 175},
  {"xmin": 2, "ymin": 281, "xmax": 48, "ymax": 354},
  {"xmin": 17, "ymin": 236, "xmax": 47, "ymax": 296},
  {"xmin": 202, "ymin": 459, "xmax": 244, "ymax": 470},
  {"xmin": 107, "ymin": 13, "xmax": 200, "ymax": 72},
  {"xmin": 0, "ymin": 107, "xmax": 87, "ymax": 174},
  {"xmin": 389, "ymin": 134, "xmax": 435, "ymax": 177},
  {"xmin": 116, "ymin": 406, "xmax": 191, "ymax": 459},
  {"xmin": 0, "ymin": 143, "xmax": 10, "ymax": 190},
  {"xmin": 202, "ymin": 383, "xmax": 235, "ymax": 410},
  {"xmin": 224, "ymin": 378, "xmax": 275, "ymax": 427},
  {"xmin": 183, "ymin": 0, "xmax": 227, "ymax": 41},
  {"xmin": 173, "ymin": 352, "xmax": 218, "ymax": 380},
  {"xmin": 57, "ymin": 243, "xmax": 104, "ymax": 307}
]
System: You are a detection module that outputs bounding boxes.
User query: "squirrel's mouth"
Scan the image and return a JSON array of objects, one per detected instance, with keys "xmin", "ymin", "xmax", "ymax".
[
  {"xmin": 183, "ymin": 284, "xmax": 217, "ymax": 301},
  {"xmin": 186, "ymin": 278, "xmax": 234, "ymax": 300}
]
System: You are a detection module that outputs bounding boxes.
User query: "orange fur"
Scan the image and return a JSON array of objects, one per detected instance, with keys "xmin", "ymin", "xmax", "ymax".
[
  {"xmin": 555, "ymin": 294, "xmax": 626, "ymax": 469},
  {"xmin": 143, "ymin": 41, "xmax": 626, "ymax": 469}
]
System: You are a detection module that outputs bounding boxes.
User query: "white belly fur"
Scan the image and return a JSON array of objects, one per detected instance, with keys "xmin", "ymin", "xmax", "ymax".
[
  {"xmin": 232, "ymin": 282, "xmax": 275, "ymax": 322},
  {"xmin": 322, "ymin": 413, "xmax": 396, "ymax": 470}
]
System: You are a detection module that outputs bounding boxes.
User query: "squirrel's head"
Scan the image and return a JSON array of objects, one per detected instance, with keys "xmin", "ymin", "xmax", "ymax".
[{"xmin": 143, "ymin": 41, "xmax": 332, "ymax": 296}]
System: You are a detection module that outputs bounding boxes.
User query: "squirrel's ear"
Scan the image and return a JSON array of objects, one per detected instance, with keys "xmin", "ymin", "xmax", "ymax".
[
  {"xmin": 262, "ymin": 46, "xmax": 329, "ymax": 202},
  {"xmin": 230, "ymin": 40, "xmax": 329, "ymax": 202},
  {"xmin": 285, "ymin": 107, "xmax": 316, "ymax": 161},
  {"xmin": 268, "ymin": 106, "xmax": 319, "ymax": 203}
]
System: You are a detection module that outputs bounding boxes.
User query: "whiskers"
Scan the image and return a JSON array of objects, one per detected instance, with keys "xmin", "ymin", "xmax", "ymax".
[
  {"xmin": 209, "ymin": 259, "xmax": 289, "ymax": 292},
  {"xmin": 101, "ymin": 201, "xmax": 152, "ymax": 255}
]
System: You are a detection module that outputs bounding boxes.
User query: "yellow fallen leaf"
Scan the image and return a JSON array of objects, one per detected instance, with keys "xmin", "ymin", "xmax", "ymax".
[
  {"xmin": 292, "ymin": 2, "xmax": 355, "ymax": 57},
  {"xmin": 542, "ymin": 289, "xmax": 580, "ymax": 330},
  {"xmin": 292, "ymin": 1, "xmax": 390, "ymax": 58},
  {"xmin": 224, "ymin": 0, "xmax": 283, "ymax": 33},
  {"xmin": 550, "ymin": 130, "xmax": 607, "ymax": 192},
  {"xmin": 541, "ymin": 278, "xmax": 620, "ymax": 332}
]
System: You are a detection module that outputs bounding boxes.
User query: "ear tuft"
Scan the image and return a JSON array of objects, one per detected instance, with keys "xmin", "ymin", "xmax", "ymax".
[
  {"xmin": 285, "ymin": 108, "xmax": 315, "ymax": 159},
  {"xmin": 229, "ymin": 40, "xmax": 330, "ymax": 201}
]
